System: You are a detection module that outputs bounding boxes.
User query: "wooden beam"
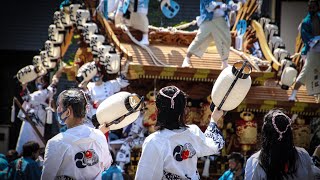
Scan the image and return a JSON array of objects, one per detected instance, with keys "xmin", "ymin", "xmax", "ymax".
[
  {"xmin": 251, "ymin": 20, "xmax": 281, "ymax": 71},
  {"xmin": 96, "ymin": 12, "xmax": 133, "ymax": 61}
]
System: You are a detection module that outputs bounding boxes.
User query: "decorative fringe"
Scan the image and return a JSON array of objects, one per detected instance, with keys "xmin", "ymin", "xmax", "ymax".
[
  {"xmin": 202, "ymin": 156, "xmax": 210, "ymax": 177},
  {"xmin": 11, "ymin": 99, "xmax": 15, "ymax": 123},
  {"xmin": 46, "ymin": 107, "xmax": 53, "ymax": 124}
]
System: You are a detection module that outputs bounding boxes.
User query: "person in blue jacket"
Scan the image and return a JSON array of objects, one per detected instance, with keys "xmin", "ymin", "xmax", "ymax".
[
  {"xmin": 102, "ymin": 150, "xmax": 124, "ymax": 180},
  {"xmin": 219, "ymin": 152, "xmax": 244, "ymax": 180},
  {"xmin": 8, "ymin": 141, "xmax": 42, "ymax": 180},
  {"xmin": 289, "ymin": 0, "xmax": 320, "ymax": 101}
]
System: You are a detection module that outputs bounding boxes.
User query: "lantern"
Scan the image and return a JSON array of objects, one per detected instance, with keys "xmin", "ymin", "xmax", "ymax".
[
  {"xmin": 76, "ymin": 61, "xmax": 98, "ymax": 83},
  {"xmin": 268, "ymin": 36, "xmax": 284, "ymax": 53},
  {"xmin": 264, "ymin": 23, "xmax": 278, "ymax": 42},
  {"xmin": 32, "ymin": 55, "xmax": 47, "ymax": 76},
  {"xmin": 83, "ymin": 22, "xmax": 98, "ymax": 43},
  {"xmin": 61, "ymin": 5, "xmax": 73, "ymax": 27},
  {"xmin": 211, "ymin": 61, "xmax": 252, "ymax": 111},
  {"xmin": 53, "ymin": 11, "xmax": 65, "ymax": 31},
  {"xmin": 280, "ymin": 66, "xmax": 298, "ymax": 90},
  {"xmin": 48, "ymin": 24, "xmax": 64, "ymax": 45},
  {"xmin": 40, "ymin": 50, "xmax": 57, "ymax": 70},
  {"xmin": 76, "ymin": 9, "xmax": 90, "ymax": 30},
  {"xmin": 90, "ymin": 34, "xmax": 105, "ymax": 55},
  {"xmin": 102, "ymin": 49, "xmax": 121, "ymax": 74},
  {"xmin": 97, "ymin": 44, "xmax": 113, "ymax": 62},
  {"xmin": 69, "ymin": 4, "xmax": 81, "ymax": 24},
  {"xmin": 96, "ymin": 92, "xmax": 144, "ymax": 130},
  {"xmin": 16, "ymin": 65, "xmax": 39, "ymax": 84},
  {"xmin": 45, "ymin": 40, "xmax": 61, "ymax": 60},
  {"xmin": 273, "ymin": 47, "xmax": 290, "ymax": 62}
]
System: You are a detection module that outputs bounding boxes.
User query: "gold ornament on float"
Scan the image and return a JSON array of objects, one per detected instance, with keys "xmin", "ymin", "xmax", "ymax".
[
  {"xmin": 236, "ymin": 111, "xmax": 257, "ymax": 152},
  {"xmin": 143, "ymin": 91, "xmax": 157, "ymax": 133}
]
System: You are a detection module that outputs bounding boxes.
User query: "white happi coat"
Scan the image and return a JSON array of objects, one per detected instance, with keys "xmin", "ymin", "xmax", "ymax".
[
  {"xmin": 41, "ymin": 124, "xmax": 112, "ymax": 180},
  {"xmin": 16, "ymin": 86, "xmax": 55, "ymax": 154},
  {"xmin": 135, "ymin": 122, "xmax": 225, "ymax": 180}
]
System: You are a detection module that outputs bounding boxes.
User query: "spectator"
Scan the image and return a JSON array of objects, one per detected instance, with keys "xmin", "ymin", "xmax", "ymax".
[
  {"xmin": 41, "ymin": 88, "xmax": 112, "ymax": 179},
  {"xmin": 135, "ymin": 86, "xmax": 225, "ymax": 179},
  {"xmin": 8, "ymin": 141, "xmax": 42, "ymax": 180},
  {"xmin": 245, "ymin": 109, "xmax": 319, "ymax": 179},
  {"xmin": 219, "ymin": 152, "xmax": 244, "ymax": 180}
]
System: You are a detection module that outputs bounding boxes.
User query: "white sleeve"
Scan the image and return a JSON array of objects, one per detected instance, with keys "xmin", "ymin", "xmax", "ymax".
[
  {"xmin": 97, "ymin": 130, "xmax": 113, "ymax": 169},
  {"xmin": 244, "ymin": 156, "xmax": 256, "ymax": 180},
  {"xmin": 41, "ymin": 140, "xmax": 66, "ymax": 179},
  {"xmin": 135, "ymin": 140, "xmax": 164, "ymax": 179},
  {"xmin": 197, "ymin": 121, "xmax": 225, "ymax": 157}
]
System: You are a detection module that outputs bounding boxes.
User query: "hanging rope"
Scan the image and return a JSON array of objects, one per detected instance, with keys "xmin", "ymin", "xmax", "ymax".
[{"xmin": 120, "ymin": 24, "xmax": 170, "ymax": 66}]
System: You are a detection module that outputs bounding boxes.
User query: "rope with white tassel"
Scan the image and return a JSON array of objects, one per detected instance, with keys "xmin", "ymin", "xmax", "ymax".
[
  {"xmin": 11, "ymin": 98, "xmax": 15, "ymax": 123},
  {"xmin": 120, "ymin": 24, "xmax": 170, "ymax": 66}
]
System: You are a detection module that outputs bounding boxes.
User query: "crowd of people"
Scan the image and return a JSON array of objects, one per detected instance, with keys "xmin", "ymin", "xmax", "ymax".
[{"xmin": 3, "ymin": 0, "xmax": 320, "ymax": 179}]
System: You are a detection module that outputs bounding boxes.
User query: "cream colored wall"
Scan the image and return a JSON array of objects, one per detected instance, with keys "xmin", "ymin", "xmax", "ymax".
[{"xmin": 280, "ymin": 1, "xmax": 308, "ymax": 54}]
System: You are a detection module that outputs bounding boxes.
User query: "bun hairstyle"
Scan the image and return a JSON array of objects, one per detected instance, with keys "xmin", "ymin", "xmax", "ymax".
[{"xmin": 155, "ymin": 86, "xmax": 187, "ymax": 130}]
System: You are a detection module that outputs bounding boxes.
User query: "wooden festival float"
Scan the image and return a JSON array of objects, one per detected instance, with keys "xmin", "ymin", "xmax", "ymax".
[{"xmin": 20, "ymin": 0, "xmax": 319, "ymax": 178}]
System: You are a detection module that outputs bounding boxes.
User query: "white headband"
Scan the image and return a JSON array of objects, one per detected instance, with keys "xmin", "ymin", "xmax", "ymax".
[{"xmin": 159, "ymin": 86, "xmax": 181, "ymax": 109}]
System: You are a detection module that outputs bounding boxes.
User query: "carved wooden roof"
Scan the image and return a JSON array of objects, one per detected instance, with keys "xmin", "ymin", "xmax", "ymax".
[{"xmin": 80, "ymin": 4, "xmax": 319, "ymax": 115}]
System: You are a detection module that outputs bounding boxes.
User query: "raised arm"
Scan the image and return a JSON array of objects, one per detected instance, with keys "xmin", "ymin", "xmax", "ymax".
[{"xmin": 197, "ymin": 107, "xmax": 225, "ymax": 157}]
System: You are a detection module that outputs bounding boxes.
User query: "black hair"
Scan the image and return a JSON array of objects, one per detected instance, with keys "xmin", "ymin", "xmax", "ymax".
[
  {"xmin": 228, "ymin": 152, "xmax": 244, "ymax": 166},
  {"xmin": 309, "ymin": 0, "xmax": 319, "ymax": 6},
  {"xmin": 259, "ymin": 109, "xmax": 298, "ymax": 180},
  {"xmin": 155, "ymin": 86, "xmax": 187, "ymax": 130},
  {"xmin": 22, "ymin": 141, "xmax": 40, "ymax": 158},
  {"xmin": 58, "ymin": 88, "xmax": 88, "ymax": 119},
  {"xmin": 6, "ymin": 150, "xmax": 18, "ymax": 163}
]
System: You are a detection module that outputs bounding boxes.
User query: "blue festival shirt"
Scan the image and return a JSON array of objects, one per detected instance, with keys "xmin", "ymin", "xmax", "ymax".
[{"xmin": 301, "ymin": 12, "xmax": 320, "ymax": 55}]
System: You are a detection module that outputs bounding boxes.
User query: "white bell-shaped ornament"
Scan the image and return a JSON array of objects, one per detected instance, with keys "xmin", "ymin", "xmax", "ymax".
[
  {"xmin": 273, "ymin": 47, "xmax": 290, "ymax": 62},
  {"xmin": 53, "ymin": 11, "xmax": 65, "ymax": 31},
  {"xmin": 76, "ymin": 61, "xmax": 98, "ymax": 83},
  {"xmin": 280, "ymin": 67, "xmax": 298, "ymax": 90},
  {"xmin": 32, "ymin": 55, "xmax": 47, "ymax": 76},
  {"xmin": 83, "ymin": 22, "xmax": 98, "ymax": 43},
  {"xmin": 48, "ymin": 24, "xmax": 64, "ymax": 44},
  {"xmin": 45, "ymin": 40, "xmax": 61, "ymax": 60},
  {"xmin": 70, "ymin": 4, "xmax": 81, "ymax": 24},
  {"xmin": 76, "ymin": 9, "xmax": 90, "ymax": 30},
  {"xmin": 97, "ymin": 44, "xmax": 112, "ymax": 61},
  {"xmin": 211, "ymin": 61, "xmax": 252, "ymax": 111},
  {"xmin": 268, "ymin": 36, "xmax": 285, "ymax": 53},
  {"xmin": 278, "ymin": 57, "xmax": 294, "ymax": 76},
  {"xmin": 96, "ymin": 92, "xmax": 144, "ymax": 130},
  {"xmin": 40, "ymin": 50, "xmax": 57, "ymax": 70},
  {"xmin": 90, "ymin": 35, "xmax": 105, "ymax": 55},
  {"xmin": 259, "ymin": 17, "xmax": 271, "ymax": 30},
  {"xmin": 264, "ymin": 23, "xmax": 278, "ymax": 42},
  {"xmin": 61, "ymin": 6, "xmax": 72, "ymax": 27},
  {"xmin": 16, "ymin": 65, "xmax": 39, "ymax": 84},
  {"xmin": 103, "ymin": 50, "xmax": 121, "ymax": 74}
]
